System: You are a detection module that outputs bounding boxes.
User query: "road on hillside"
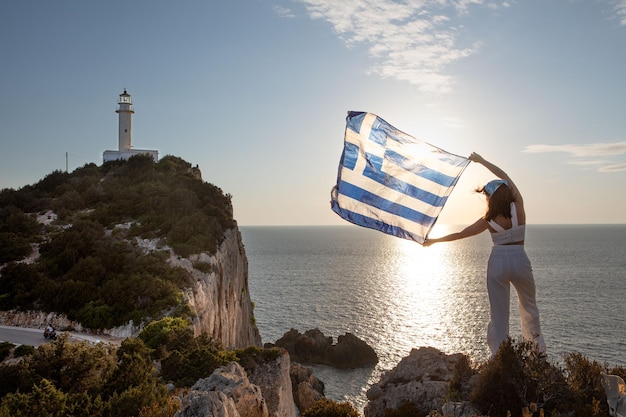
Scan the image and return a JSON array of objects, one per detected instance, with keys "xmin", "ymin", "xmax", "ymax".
[
  {"xmin": 0, "ymin": 325, "xmax": 121, "ymax": 347},
  {"xmin": 0, "ymin": 325, "xmax": 50, "ymax": 346}
]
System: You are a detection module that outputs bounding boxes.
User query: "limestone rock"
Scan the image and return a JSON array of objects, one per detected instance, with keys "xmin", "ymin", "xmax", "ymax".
[
  {"xmin": 364, "ymin": 347, "xmax": 470, "ymax": 417},
  {"xmin": 268, "ymin": 328, "xmax": 378, "ymax": 368},
  {"xmin": 441, "ymin": 401, "xmax": 481, "ymax": 417},
  {"xmin": 175, "ymin": 391, "xmax": 240, "ymax": 417},
  {"xmin": 172, "ymin": 228, "xmax": 262, "ymax": 349},
  {"xmin": 290, "ymin": 362, "xmax": 325, "ymax": 413},
  {"xmin": 175, "ymin": 362, "xmax": 268, "ymax": 417},
  {"xmin": 246, "ymin": 349, "xmax": 296, "ymax": 417},
  {"xmin": 601, "ymin": 372, "xmax": 626, "ymax": 417}
]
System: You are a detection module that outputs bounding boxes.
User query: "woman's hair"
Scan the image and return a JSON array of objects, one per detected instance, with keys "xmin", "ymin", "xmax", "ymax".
[{"xmin": 479, "ymin": 184, "xmax": 514, "ymax": 221}]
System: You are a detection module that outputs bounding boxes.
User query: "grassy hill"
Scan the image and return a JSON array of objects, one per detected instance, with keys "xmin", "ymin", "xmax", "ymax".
[{"xmin": 0, "ymin": 154, "xmax": 236, "ymax": 329}]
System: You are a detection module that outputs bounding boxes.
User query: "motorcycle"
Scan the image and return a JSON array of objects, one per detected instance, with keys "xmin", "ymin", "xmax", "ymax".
[{"xmin": 44, "ymin": 328, "xmax": 57, "ymax": 340}]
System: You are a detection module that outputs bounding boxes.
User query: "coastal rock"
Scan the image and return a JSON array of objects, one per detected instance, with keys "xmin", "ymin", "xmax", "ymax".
[
  {"xmin": 441, "ymin": 401, "xmax": 481, "ymax": 417},
  {"xmin": 364, "ymin": 347, "xmax": 471, "ymax": 417},
  {"xmin": 171, "ymin": 227, "xmax": 262, "ymax": 349},
  {"xmin": 268, "ymin": 328, "xmax": 378, "ymax": 368},
  {"xmin": 601, "ymin": 373, "xmax": 626, "ymax": 417},
  {"xmin": 246, "ymin": 349, "xmax": 296, "ymax": 417},
  {"xmin": 290, "ymin": 362, "xmax": 325, "ymax": 413},
  {"xmin": 175, "ymin": 362, "xmax": 268, "ymax": 417}
]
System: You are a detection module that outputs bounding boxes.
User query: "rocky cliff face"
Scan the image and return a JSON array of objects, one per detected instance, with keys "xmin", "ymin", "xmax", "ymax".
[
  {"xmin": 0, "ymin": 226, "xmax": 262, "ymax": 349},
  {"xmin": 170, "ymin": 227, "xmax": 262, "ymax": 349}
]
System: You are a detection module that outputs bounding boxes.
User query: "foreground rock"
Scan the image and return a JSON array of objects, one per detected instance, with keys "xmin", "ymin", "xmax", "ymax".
[
  {"xmin": 175, "ymin": 362, "xmax": 268, "ymax": 417},
  {"xmin": 290, "ymin": 362, "xmax": 325, "ymax": 413},
  {"xmin": 267, "ymin": 328, "xmax": 378, "ymax": 369},
  {"xmin": 364, "ymin": 347, "xmax": 479, "ymax": 417},
  {"xmin": 175, "ymin": 349, "xmax": 300, "ymax": 417}
]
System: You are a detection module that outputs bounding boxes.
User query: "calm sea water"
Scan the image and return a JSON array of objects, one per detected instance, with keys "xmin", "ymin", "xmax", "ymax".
[{"xmin": 241, "ymin": 225, "xmax": 626, "ymax": 411}]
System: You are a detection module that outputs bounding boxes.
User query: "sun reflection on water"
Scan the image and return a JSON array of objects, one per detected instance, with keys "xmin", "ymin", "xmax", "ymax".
[{"xmin": 369, "ymin": 228, "xmax": 492, "ymax": 374}]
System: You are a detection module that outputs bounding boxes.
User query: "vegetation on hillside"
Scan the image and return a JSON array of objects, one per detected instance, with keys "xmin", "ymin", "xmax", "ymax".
[
  {"xmin": 0, "ymin": 155, "xmax": 236, "ymax": 328},
  {"xmin": 0, "ymin": 333, "xmax": 623, "ymax": 417},
  {"xmin": 0, "ymin": 319, "xmax": 282, "ymax": 417}
]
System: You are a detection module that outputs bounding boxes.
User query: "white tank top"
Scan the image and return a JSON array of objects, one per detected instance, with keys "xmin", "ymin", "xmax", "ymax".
[{"xmin": 488, "ymin": 203, "xmax": 525, "ymax": 245}]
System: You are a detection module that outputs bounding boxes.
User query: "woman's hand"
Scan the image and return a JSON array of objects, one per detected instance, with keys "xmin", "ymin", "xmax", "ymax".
[
  {"xmin": 422, "ymin": 238, "xmax": 436, "ymax": 247},
  {"xmin": 469, "ymin": 152, "xmax": 484, "ymax": 163}
]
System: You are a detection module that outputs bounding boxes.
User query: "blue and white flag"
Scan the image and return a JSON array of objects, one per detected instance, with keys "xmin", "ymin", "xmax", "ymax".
[{"xmin": 331, "ymin": 111, "xmax": 470, "ymax": 244}]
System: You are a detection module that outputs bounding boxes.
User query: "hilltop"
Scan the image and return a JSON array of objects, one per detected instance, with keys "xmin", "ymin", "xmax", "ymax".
[{"xmin": 0, "ymin": 154, "xmax": 237, "ymax": 330}]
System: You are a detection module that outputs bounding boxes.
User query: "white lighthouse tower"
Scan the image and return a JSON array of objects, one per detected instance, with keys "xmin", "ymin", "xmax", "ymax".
[
  {"xmin": 103, "ymin": 90, "xmax": 159, "ymax": 163},
  {"xmin": 116, "ymin": 89, "xmax": 133, "ymax": 151}
]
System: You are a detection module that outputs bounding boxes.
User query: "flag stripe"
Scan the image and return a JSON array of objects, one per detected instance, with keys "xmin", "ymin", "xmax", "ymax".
[
  {"xmin": 336, "ymin": 180, "xmax": 437, "ymax": 225},
  {"xmin": 331, "ymin": 111, "xmax": 470, "ymax": 244}
]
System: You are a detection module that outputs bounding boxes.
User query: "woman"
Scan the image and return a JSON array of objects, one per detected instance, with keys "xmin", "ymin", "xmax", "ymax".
[{"xmin": 424, "ymin": 152, "xmax": 546, "ymax": 356}]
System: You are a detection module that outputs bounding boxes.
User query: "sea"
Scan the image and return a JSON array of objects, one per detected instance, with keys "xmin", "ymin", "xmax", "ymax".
[{"xmin": 240, "ymin": 225, "xmax": 626, "ymax": 412}]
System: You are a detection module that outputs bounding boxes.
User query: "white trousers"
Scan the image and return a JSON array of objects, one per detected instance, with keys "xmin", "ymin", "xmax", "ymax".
[{"xmin": 486, "ymin": 245, "xmax": 546, "ymax": 355}]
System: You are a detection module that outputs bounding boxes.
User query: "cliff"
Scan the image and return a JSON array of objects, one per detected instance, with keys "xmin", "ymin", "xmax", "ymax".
[
  {"xmin": 167, "ymin": 227, "xmax": 261, "ymax": 348},
  {"xmin": 0, "ymin": 155, "xmax": 261, "ymax": 349}
]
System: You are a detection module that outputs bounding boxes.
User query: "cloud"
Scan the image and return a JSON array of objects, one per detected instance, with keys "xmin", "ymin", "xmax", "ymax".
[
  {"xmin": 567, "ymin": 159, "xmax": 608, "ymax": 166},
  {"xmin": 274, "ymin": 5, "xmax": 296, "ymax": 18},
  {"xmin": 293, "ymin": 0, "xmax": 489, "ymax": 93},
  {"xmin": 523, "ymin": 141, "xmax": 626, "ymax": 157},
  {"xmin": 616, "ymin": 0, "xmax": 626, "ymax": 25},
  {"xmin": 524, "ymin": 141, "xmax": 626, "ymax": 173},
  {"xmin": 599, "ymin": 164, "xmax": 626, "ymax": 172}
]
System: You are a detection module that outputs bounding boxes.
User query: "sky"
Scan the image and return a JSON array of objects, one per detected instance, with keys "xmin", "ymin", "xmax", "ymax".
[{"xmin": 1, "ymin": 0, "xmax": 626, "ymax": 226}]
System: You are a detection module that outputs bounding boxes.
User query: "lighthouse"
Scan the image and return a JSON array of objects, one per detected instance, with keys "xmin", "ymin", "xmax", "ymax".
[
  {"xmin": 116, "ymin": 89, "xmax": 133, "ymax": 150},
  {"xmin": 103, "ymin": 90, "xmax": 158, "ymax": 163}
]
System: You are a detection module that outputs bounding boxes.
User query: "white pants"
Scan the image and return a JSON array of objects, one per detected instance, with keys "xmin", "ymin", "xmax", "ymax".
[{"xmin": 486, "ymin": 245, "xmax": 546, "ymax": 355}]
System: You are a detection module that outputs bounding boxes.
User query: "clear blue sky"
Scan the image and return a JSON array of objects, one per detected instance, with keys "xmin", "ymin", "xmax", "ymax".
[{"xmin": 1, "ymin": 1, "xmax": 625, "ymax": 226}]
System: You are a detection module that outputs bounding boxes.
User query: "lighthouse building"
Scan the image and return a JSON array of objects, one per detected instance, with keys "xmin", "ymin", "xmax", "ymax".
[{"xmin": 103, "ymin": 90, "xmax": 159, "ymax": 163}]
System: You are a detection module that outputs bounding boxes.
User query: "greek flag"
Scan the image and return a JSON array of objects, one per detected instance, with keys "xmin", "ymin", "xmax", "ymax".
[{"xmin": 331, "ymin": 111, "xmax": 470, "ymax": 244}]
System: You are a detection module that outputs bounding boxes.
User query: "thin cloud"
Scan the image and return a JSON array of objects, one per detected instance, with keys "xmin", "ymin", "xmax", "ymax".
[
  {"xmin": 293, "ymin": 0, "xmax": 487, "ymax": 93},
  {"xmin": 616, "ymin": 0, "xmax": 626, "ymax": 25},
  {"xmin": 524, "ymin": 141, "xmax": 626, "ymax": 173},
  {"xmin": 599, "ymin": 163, "xmax": 626, "ymax": 172},
  {"xmin": 523, "ymin": 141, "xmax": 626, "ymax": 157},
  {"xmin": 274, "ymin": 5, "xmax": 296, "ymax": 18},
  {"xmin": 567, "ymin": 159, "xmax": 608, "ymax": 166}
]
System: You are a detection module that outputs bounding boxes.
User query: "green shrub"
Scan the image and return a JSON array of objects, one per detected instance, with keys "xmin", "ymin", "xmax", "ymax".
[
  {"xmin": 13, "ymin": 345, "xmax": 35, "ymax": 358},
  {"xmin": 468, "ymin": 338, "xmax": 626, "ymax": 417},
  {"xmin": 235, "ymin": 346, "xmax": 282, "ymax": 372},
  {"xmin": 159, "ymin": 333, "xmax": 236, "ymax": 387},
  {"xmin": 138, "ymin": 317, "xmax": 191, "ymax": 351},
  {"xmin": 0, "ymin": 343, "xmax": 14, "ymax": 362}
]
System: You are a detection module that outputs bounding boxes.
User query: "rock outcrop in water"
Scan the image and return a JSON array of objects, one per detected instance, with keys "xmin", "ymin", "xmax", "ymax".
[{"xmin": 267, "ymin": 328, "xmax": 378, "ymax": 369}]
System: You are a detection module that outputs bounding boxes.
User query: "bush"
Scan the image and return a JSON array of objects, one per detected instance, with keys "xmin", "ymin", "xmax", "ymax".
[
  {"xmin": 138, "ymin": 317, "xmax": 191, "ymax": 351},
  {"xmin": 13, "ymin": 345, "xmax": 35, "ymax": 358},
  {"xmin": 0, "ymin": 333, "xmax": 170, "ymax": 417},
  {"xmin": 0, "ymin": 343, "xmax": 14, "ymax": 362},
  {"xmin": 468, "ymin": 338, "xmax": 626, "ymax": 417},
  {"xmin": 159, "ymin": 335, "xmax": 236, "ymax": 387}
]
